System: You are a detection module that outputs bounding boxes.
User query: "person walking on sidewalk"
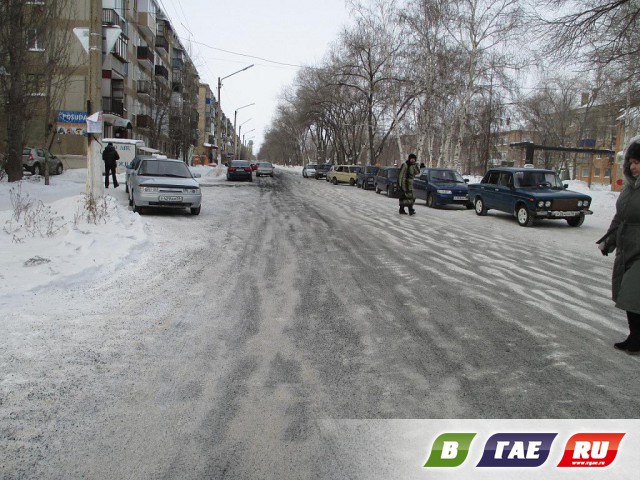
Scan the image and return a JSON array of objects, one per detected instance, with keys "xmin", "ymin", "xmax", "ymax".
[
  {"xmin": 597, "ymin": 136, "xmax": 640, "ymax": 353},
  {"xmin": 102, "ymin": 142, "xmax": 120, "ymax": 188},
  {"xmin": 398, "ymin": 153, "xmax": 420, "ymax": 215}
]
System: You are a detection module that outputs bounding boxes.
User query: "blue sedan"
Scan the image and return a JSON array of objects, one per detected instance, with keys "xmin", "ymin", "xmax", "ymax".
[{"xmin": 413, "ymin": 168, "xmax": 473, "ymax": 209}]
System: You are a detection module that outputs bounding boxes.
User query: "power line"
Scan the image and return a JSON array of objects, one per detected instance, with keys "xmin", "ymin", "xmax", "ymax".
[{"xmin": 176, "ymin": 36, "xmax": 308, "ymax": 68}]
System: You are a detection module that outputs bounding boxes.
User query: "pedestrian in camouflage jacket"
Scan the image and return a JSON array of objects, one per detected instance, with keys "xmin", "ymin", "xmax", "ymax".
[{"xmin": 398, "ymin": 153, "xmax": 420, "ymax": 215}]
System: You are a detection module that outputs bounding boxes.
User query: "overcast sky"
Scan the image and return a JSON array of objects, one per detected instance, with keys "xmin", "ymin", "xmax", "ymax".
[{"xmin": 160, "ymin": 0, "xmax": 351, "ymax": 154}]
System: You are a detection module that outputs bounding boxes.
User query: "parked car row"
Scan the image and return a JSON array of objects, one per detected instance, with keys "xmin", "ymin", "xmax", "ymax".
[{"xmin": 310, "ymin": 163, "xmax": 593, "ymax": 227}]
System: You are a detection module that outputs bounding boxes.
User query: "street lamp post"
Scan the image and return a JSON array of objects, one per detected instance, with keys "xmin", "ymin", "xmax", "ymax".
[
  {"xmin": 242, "ymin": 129, "xmax": 255, "ymax": 157},
  {"xmin": 215, "ymin": 64, "xmax": 254, "ymax": 169},
  {"xmin": 237, "ymin": 120, "xmax": 252, "ymax": 158},
  {"xmin": 233, "ymin": 103, "xmax": 255, "ymax": 160}
]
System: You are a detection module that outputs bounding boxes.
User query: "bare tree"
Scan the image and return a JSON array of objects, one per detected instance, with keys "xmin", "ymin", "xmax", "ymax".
[{"xmin": 0, "ymin": 0, "xmax": 75, "ymax": 183}]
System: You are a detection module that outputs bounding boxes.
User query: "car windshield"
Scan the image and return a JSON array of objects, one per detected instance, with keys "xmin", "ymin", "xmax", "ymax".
[
  {"xmin": 139, "ymin": 160, "xmax": 191, "ymax": 178},
  {"xmin": 430, "ymin": 170, "xmax": 465, "ymax": 183},
  {"xmin": 318, "ymin": 165, "xmax": 332, "ymax": 171},
  {"xmin": 514, "ymin": 170, "xmax": 562, "ymax": 188},
  {"xmin": 305, "ymin": 164, "xmax": 317, "ymax": 169},
  {"xmin": 387, "ymin": 168, "xmax": 400, "ymax": 179},
  {"xmin": 365, "ymin": 166, "xmax": 379, "ymax": 174},
  {"xmin": 259, "ymin": 162, "xmax": 272, "ymax": 167}
]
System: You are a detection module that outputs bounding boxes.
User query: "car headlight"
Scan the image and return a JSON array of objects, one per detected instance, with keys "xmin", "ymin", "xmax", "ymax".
[
  {"xmin": 537, "ymin": 200, "xmax": 544, "ymax": 208},
  {"xmin": 183, "ymin": 188, "xmax": 200, "ymax": 194},
  {"xmin": 545, "ymin": 201, "xmax": 551, "ymax": 207},
  {"xmin": 582, "ymin": 200, "xmax": 589, "ymax": 207},
  {"xmin": 141, "ymin": 186, "xmax": 158, "ymax": 193},
  {"xmin": 436, "ymin": 189, "xmax": 452, "ymax": 194},
  {"xmin": 577, "ymin": 200, "xmax": 583, "ymax": 207}
]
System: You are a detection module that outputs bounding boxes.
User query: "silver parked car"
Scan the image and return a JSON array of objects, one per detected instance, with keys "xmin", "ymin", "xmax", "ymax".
[
  {"xmin": 128, "ymin": 158, "xmax": 202, "ymax": 215},
  {"xmin": 302, "ymin": 164, "xmax": 317, "ymax": 178},
  {"xmin": 256, "ymin": 161, "xmax": 275, "ymax": 177},
  {"xmin": 22, "ymin": 147, "xmax": 64, "ymax": 176}
]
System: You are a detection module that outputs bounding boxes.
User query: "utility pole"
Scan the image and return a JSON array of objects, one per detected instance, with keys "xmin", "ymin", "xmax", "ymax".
[{"xmin": 86, "ymin": 0, "xmax": 103, "ymax": 199}]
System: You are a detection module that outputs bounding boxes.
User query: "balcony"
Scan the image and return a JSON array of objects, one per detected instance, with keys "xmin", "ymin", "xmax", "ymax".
[
  {"xmin": 102, "ymin": 8, "xmax": 128, "ymax": 36},
  {"xmin": 136, "ymin": 80, "xmax": 152, "ymax": 95},
  {"xmin": 171, "ymin": 56, "xmax": 184, "ymax": 70},
  {"xmin": 154, "ymin": 65, "xmax": 168, "ymax": 80},
  {"xmin": 136, "ymin": 11, "xmax": 156, "ymax": 39},
  {"xmin": 136, "ymin": 46, "xmax": 154, "ymax": 68},
  {"xmin": 172, "ymin": 70, "xmax": 183, "ymax": 92},
  {"xmin": 155, "ymin": 35, "xmax": 168, "ymax": 51},
  {"xmin": 103, "ymin": 97, "xmax": 124, "ymax": 116},
  {"xmin": 136, "ymin": 114, "xmax": 153, "ymax": 129}
]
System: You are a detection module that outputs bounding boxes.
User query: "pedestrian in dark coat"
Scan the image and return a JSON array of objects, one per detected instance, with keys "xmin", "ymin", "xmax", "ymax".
[
  {"xmin": 398, "ymin": 153, "xmax": 420, "ymax": 215},
  {"xmin": 102, "ymin": 142, "xmax": 120, "ymax": 188},
  {"xmin": 597, "ymin": 136, "xmax": 640, "ymax": 353}
]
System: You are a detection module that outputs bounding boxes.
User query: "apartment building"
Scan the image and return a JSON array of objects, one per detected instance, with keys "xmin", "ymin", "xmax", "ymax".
[{"xmin": 23, "ymin": 0, "xmax": 206, "ymax": 162}]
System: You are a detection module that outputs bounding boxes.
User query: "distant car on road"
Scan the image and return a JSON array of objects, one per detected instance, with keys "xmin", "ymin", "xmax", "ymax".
[
  {"xmin": 356, "ymin": 166, "xmax": 380, "ymax": 190},
  {"xmin": 314, "ymin": 164, "xmax": 332, "ymax": 180},
  {"xmin": 374, "ymin": 167, "xmax": 401, "ymax": 197},
  {"xmin": 227, "ymin": 160, "xmax": 253, "ymax": 182},
  {"xmin": 413, "ymin": 168, "xmax": 473, "ymax": 209},
  {"xmin": 128, "ymin": 157, "xmax": 202, "ymax": 215},
  {"xmin": 467, "ymin": 167, "xmax": 593, "ymax": 227},
  {"xmin": 22, "ymin": 147, "xmax": 64, "ymax": 176},
  {"xmin": 302, "ymin": 164, "xmax": 317, "ymax": 178},
  {"xmin": 256, "ymin": 161, "xmax": 275, "ymax": 177},
  {"xmin": 327, "ymin": 165, "xmax": 359, "ymax": 185}
]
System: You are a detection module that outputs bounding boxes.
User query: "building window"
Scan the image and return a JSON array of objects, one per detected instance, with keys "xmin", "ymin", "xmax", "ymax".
[
  {"xmin": 605, "ymin": 168, "xmax": 611, "ymax": 178},
  {"xmin": 27, "ymin": 29, "xmax": 45, "ymax": 51},
  {"xmin": 581, "ymin": 168, "xmax": 589, "ymax": 178},
  {"xmin": 594, "ymin": 167, "xmax": 601, "ymax": 177}
]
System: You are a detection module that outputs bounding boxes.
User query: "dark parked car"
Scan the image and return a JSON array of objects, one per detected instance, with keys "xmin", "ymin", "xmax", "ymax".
[
  {"xmin": 467, "ymin": 167, "xmax": 593, "ymax": 227},
  {"xmin": 413, "ymin": 168, "xmax": 473, "ymax": 209},
  {"xmin": 356, "ymin": 166, "xmax": 380, "ymax": 190},
  {"xmin": 22, "ymin": 147, "xmax": 64, "ymax": 176},
  {"xmin": 374, "ymin": 167, "xmax": 401, "ymax": 197},
  {"xmin": 227, "ymin": 160, "xmax": 253, "ymax": 181},
  {"xmin": 314, "ymin": 164, "xmax": 332, "ymax": 180}
]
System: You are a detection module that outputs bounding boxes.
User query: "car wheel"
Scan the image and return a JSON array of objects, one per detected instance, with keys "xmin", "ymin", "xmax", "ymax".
[
  {"xmin": 387, "ymin": 186, "xmax": 392, "ymax": 197},
  {"xmin": 303, "ymin": 172, "xmax": 307, "ymax": 178},
  {"xmin": 128, "ymin": 191, "xmax": 133, "ymax": 207},
  {"xmin": 32, "ymin": 163, "xmax": 41, "ymax": 176},
  {"xmin": 190, "ymin": 206, "xmax": 201, "ymax": 215},
  {"xmin": 249, "ymin": 176, "xmax": 253, "ymax": 182},
  {"xmin": 566, "ymin": 213, "xmax": 585, "ymax": 227},
  {"xmin": 375, "ymin": 185, "xmax": 381, "ymax": 194},
  {"xmin": 55, "ymin": 163, "xmax": 63, "ymax": 175},
  {"xmin": 132, "ymin": 199, "xmax": 143, "ymax": 215},
  {"xmin": 427, "ymin": 193, "xmax": 436, "ymax": 208},
  {"xmin": 349, "ymin": 178, "xmax": 356, "ymax": 186},
  {"xmin": 332, "ymin": 177, "xmax": 338, "ymax": 185},
  {"xmin": 474, "ymin": 197, "xmax": 487, "ymax": 216},
  {"xmin": 516, "ymin": 205, "xmax": 534, "ymax": 227}
]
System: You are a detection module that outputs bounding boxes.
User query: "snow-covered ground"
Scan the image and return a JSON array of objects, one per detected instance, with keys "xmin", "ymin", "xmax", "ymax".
[{"xmin": 0, "ymin": 165, "xmax": 618, "ymax": 312}]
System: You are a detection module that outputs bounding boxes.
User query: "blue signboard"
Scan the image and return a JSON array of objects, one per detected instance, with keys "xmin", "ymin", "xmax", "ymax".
[{"xmin": 57, "ymin": 111, "xmax": 87, "ymax": 123}]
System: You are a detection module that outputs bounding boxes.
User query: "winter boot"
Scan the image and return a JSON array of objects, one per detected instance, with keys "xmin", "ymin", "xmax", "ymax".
[
  {"xmin": 625, "ymin": 314, "xmax": 640, "ymax": 354},
  {"xmin": 409, "ymin": 207, "xmax": 416, "ymax": 216},
  {"xmin": 399, "ymin": 206, "xmax": 407, "ymax": 215}
]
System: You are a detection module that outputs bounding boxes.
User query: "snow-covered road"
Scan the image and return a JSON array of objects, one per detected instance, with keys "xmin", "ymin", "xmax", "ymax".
[{"xmin": 1, "ymin": 168, "xmax": 637, "ymax": 479}]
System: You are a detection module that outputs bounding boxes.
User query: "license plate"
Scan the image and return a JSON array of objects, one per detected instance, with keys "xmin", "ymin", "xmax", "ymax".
[
  {"xmin": 553, "ymin": 211, "xmax": 578, "ymax": 217},
  {"xmin": 453, "ymin": 196, "xmax": 467, "ymax": 200},
  {"xmin": 159, "ymin": 195, "xmax": 182, "ymax": 202}
]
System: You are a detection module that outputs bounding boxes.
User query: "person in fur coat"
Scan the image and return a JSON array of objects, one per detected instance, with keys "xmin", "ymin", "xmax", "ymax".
[{"xmin": 597, "ymin": 136, "xmax": 640, "ymax": 353}]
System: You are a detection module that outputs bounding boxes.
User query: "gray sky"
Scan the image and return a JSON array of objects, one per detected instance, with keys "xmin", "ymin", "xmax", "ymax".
[{"xmin": 161, "ymin": 0, "xmax": 351, "ymax": 153}]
